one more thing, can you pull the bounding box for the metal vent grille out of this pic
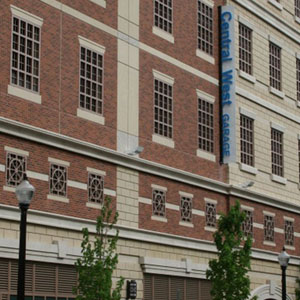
[0,260,9,290]
[154,275,169,300]
[35,263,56,293]
[200,280,212,300]
[144,274,211,300]
[186,279,199,300]
[170,277,184,300]
[58,265,77,294]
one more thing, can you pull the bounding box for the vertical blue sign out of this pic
[221,5,236,164]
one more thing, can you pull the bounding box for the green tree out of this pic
[74,196,124,300]
[206,200,254,300]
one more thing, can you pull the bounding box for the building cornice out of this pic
[1,117,300,214]
[232,0,300,45]
[1,203,299,265]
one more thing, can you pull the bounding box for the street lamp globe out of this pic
[278,247,290,268]
[15,174,35,206]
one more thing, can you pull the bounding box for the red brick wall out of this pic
[0,0,117,149]
[139,0,222,77]
[0,133,117,220]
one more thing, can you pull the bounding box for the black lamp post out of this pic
[278,247,290,300]
[15,174,35,300]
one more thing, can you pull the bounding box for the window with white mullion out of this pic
[154,79,173,139]
[197,1,213,55]
[297,58,300,102]
[198,98,214,153]
[11,17,40,92]
[271,128,283,177]
[79,47,103,115]
[239,23,252,75]
[269,42,281,90]
[154,0,173,34]
[296,0,300,17]
[240,115,254,166]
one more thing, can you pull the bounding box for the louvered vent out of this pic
[0,260,9,290]
[200,280,212,300]
[154,275,169,300]
[143,274,152,300]
[186,278,199,300]
[1,294,8,300]
[170,277,184,300]
[25,262,33,293]
[58,265,77,294]
[10,261,18,291]
[35,263,56,293]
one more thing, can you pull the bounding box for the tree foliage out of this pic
[74,196,124,300]
[206,200,254,300]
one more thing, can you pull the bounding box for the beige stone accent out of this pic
[116,167,139,227]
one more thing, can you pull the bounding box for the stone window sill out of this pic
[263,241,276,247]
[268,0,283,10]
[196,49,215,64]
[205,226,216,232]
[151,215,167,222]
[271,174,287,185]
[197,149,216,162]
[89,0,106,8]
[179,221,194,228]
[8,84,41,104]
[152,134,175,148]
[269,86,285,99]
[77,108,105,125]
[238,70,256,84]
[240,163,258,175]
[86,202,102,209]
[47,194,69,203]
[152,26,174,43]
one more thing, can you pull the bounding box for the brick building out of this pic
[0,0,299,299]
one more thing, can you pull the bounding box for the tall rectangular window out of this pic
[240,115,254,166]
[180,196,192,223]
[198,98,214,153]
[152,189,166,217]
[79,47,103,114]
[284,220,294,246]
[239,23,252,75]
[205,202,216,228]
[269,42,281,90]
[11,17,40,92]
[6,152,26,187]
[242,209,253,237]
[154,0,172,34]
[297,58,300,102]
[296,0,300,18]
[50,164,67,197]
[197,1,213,55]
[88,173,104,204]
[154,79,173,139]
[271,128,283,177]
[264,214,274,242]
